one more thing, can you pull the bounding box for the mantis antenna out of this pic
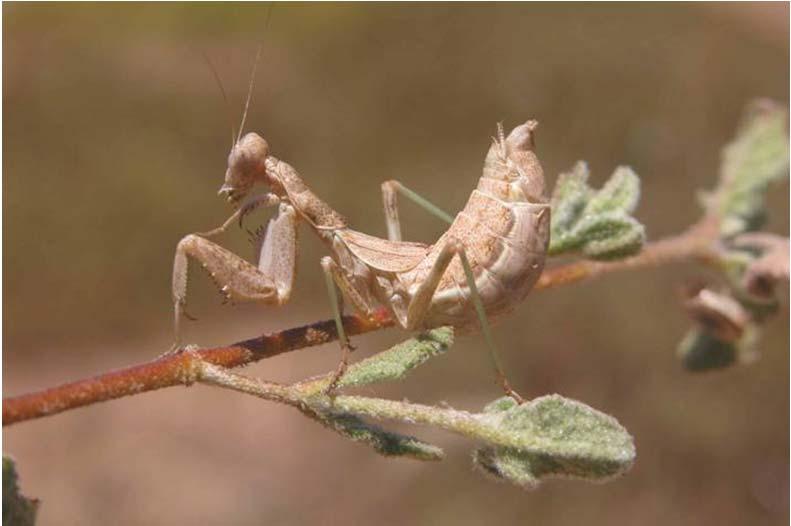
[236,3,274,143]
[201,51,237,149]
[236,44,263,144]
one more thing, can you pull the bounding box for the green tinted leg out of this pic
[321,258,353,396]
[390,183,524,403]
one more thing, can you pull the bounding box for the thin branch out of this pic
[198,361,497,442]
[3,309,394,426]
[2,218,726,427]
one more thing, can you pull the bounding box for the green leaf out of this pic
[549,164,645,259]
[677,325,759,372]
[584,166,641,216]
[709,100,789,237]
[307,327,453,391]
[3,456,39,526]
[472,395,636,489]
[677,329,737,371]
[550,161,591,233]
[291,330,453,460]
[574,213,646,260]
[308,409,444,461]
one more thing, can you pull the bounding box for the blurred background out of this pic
[4,3,789,525]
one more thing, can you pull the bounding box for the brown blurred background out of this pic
[4,3,789,525]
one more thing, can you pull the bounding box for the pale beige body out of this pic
[171,121,549,394]
[331,129,550,332]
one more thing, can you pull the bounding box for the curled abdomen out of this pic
[415,197,550,330]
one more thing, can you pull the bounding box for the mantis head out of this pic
[218,132,270,206]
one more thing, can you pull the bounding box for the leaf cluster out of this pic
[198,329,636,490]
[679,101,788,371]
[549,162,645,259]
[704,100,789,237]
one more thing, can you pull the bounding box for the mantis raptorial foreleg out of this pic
[381,182,525,402]
[197,192,280,238]
[171,203,298,347]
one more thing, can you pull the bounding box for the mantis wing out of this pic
[338,229,429,273]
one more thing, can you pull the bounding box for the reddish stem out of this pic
[3,309,394,426]
[3,221,723,427]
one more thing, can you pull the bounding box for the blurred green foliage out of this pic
[3,456,39,526]
[705,101,790,236]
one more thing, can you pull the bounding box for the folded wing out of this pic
[338,230,430,272]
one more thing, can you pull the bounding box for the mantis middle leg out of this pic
[320,254,382,394]
[381,180,454,242]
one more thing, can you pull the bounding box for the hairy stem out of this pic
[199,362,498,444]
[3,218,723,427]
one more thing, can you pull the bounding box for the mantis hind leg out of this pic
[455,248,525,404]
[384,182,525,403]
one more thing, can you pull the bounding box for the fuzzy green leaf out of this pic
[709,100,789,237]
[576,213,646,260]
[3,456,39,526]
[201,334,636,488]
[472,395,635,489]
[550,161,591,233]
[304,327,454,393]
[584,166,641,216]
[308,410,444,461]
[547,229,586,255]
[549,164,645,259]
[293,329,452,460]
[338,327,453,388]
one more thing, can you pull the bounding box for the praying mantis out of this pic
[171,69,550,401]
[171,118,550,402]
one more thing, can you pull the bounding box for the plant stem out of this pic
[198,362,497,445]
[3,309,393,426]
[536,215,721,290]
[3,218,725,427]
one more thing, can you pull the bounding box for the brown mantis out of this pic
[172,98,550,401]
[171,120,550,401]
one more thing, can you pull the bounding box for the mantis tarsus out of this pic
[172,119,550,402]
